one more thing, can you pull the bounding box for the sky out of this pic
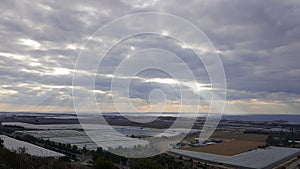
[0,0,299,115]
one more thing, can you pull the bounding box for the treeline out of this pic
[266,132,300,147]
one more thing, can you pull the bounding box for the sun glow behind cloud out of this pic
[19,39,41,49]
[144,78,212,92]
[52,68,71,75]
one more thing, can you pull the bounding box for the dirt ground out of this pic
[183,140,266,156]
[182,130,268,156]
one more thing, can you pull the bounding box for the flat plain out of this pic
[182,130,268,155]
[183,140,266,156]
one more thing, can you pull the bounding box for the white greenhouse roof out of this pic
[170,146,300,169]
[0,135,65,158]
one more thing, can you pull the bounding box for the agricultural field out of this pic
[184,130,268,143]
[183,140,266,156]
[0,135,65,157]
[3,122,199,150]
[182,130,268,156]
[210,130,268,142]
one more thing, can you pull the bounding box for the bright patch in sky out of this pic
[19,39,41,49]
[145,78,177,84]
[161,30,169,36]
[65,44,78,50]
[0,52,26,60]
[52,68,71,75]
[144,78,211,92]
[181,45,188,49]
[182,82,212,92]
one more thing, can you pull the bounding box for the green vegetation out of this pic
[94,157,117,169]
[130,158,164,169]
[267,132,300,147]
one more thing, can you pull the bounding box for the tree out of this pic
[0,138,3,148]
[82,145,87,154]
[94,157,116,169]
[72,145,78,153]
[130,159,164,169]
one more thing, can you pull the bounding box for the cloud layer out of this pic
[0,0,299,114]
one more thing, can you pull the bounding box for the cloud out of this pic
[0,0,299,114]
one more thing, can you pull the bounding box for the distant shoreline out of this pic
[0,112,300,124]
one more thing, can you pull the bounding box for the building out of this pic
[170,146,300,169]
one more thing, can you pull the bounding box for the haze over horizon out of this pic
[0,0,299,115]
